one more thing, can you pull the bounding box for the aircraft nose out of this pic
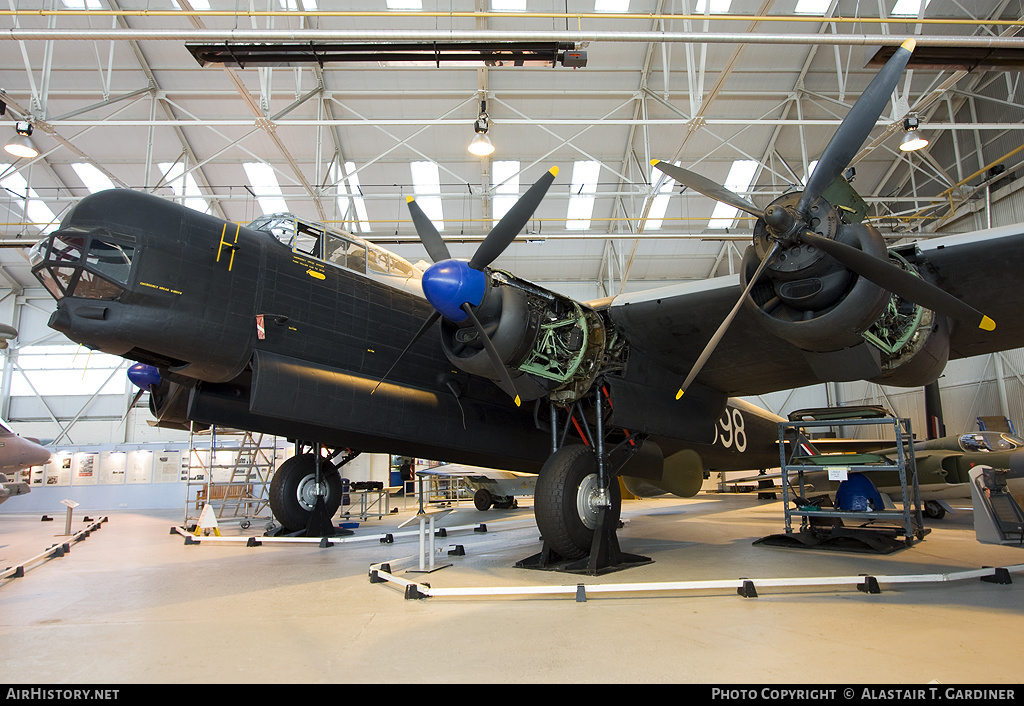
[421,259,486,322]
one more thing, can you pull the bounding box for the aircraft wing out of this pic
[603,223,1024,398]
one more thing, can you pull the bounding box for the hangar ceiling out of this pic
[0,0,1022,304]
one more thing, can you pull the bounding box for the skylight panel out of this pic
[387,0,422,9]
[566,160,601,230]
[492,161,521,225]
[243,162,291,215]
[646,162,678,231]
[0,168,60,233]
[804,160,818,185]
[492,0,527,10]
[71,163,115,193]
[410,161,444,230]
[338,161,371,233]
[891,0,930,16]
[171,0,210,9]
[61,0,102,9]
[794,0,830,14]
[707,160,757,229]
[278,0,318,9]
[595,0,630,11]
[159,162,211,214]
[694,0,732,13]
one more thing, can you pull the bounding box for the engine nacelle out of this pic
[439,271,613,404]
[741,220,891,353]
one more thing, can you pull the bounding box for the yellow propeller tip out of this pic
[406,195,414,203]
[901,38,916,53]
[981,315,996,331]
[650,159,661,166]
[675,389,684,400]
[548,166,559,177]
[514,396,521,407]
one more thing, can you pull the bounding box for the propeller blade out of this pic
[371,310,442,395]
[678,241,781,399]
[406,196,452,263]
[119,387,147,427]
[651,160,765,219]
[469,166,559,271]
[461,302,521,407]
[798,38,917,214]
[801,231,995,331]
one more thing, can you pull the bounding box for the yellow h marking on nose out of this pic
[216,223,241,271]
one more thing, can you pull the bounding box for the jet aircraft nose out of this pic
[421,259,486,322]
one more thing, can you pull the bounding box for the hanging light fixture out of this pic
[4,121,38,159]
[899,114,929,152]
[468,99,495,157]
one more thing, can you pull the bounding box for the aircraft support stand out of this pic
[518,385,651,575]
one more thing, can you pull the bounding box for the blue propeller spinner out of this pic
[373,167,559,407]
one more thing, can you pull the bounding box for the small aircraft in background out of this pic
[0,419,50,505]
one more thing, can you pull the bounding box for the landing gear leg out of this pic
[518,385,651,575]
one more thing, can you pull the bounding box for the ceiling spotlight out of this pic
[899,115,929,152]
[4,121,38,159]
[468,100,495,157]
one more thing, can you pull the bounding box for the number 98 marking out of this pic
[714,408,747,453]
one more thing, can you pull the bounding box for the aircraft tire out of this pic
[269,454,343,531]
[474,488,493,511]
[534,445,621,560]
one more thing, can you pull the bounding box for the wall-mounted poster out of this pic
[99,450,127,485]
[44,453,73,486]
[126,449,153,484]
[153,450,181,483]
[72,452,99,485]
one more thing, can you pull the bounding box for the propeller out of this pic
[373,166,560,406]
[652,37,994,400]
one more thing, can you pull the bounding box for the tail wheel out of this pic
[534,444,621,560]
[269,454,342,531]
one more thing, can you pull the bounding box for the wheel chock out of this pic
[404,583,429,600]
[447,545,465,556]
[435,527,447,537]
[474,524,487,533]
[858,576,881,594]
[737,579,758,598]
[380,533,394,544]
[246,537,262,547]
[981,567,1013,585]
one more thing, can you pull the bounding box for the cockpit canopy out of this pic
[957,432,1024,453]
[248,214,420,280]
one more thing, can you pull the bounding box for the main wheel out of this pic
[269,454,343,531]
[473,488,493,511]
[534,445,621,560]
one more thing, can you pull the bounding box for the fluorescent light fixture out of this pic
[566,161,601,230]
[492,161,521,224]
[61,0,102,8]
[646,162,679,230]
[386,0,422,9]
[492,0,527,10]
[159,162,211,214]
[595,0,630,11]
[72,163,116,193]
[0,167,60,233]
[243,162,291,214]
[411,161,444,230]
[707,160,757,229]
[338,161,371,233]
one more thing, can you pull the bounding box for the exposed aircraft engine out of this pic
[439,270,610,404]
[740,203,891,354]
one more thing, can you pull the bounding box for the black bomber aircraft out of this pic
[25,39,1024,569]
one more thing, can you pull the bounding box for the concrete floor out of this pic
[2,491,1023,685]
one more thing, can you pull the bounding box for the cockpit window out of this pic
[958,432,1024,453]
[29,231,134,301]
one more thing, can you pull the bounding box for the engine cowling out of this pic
[438,271,613,404]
